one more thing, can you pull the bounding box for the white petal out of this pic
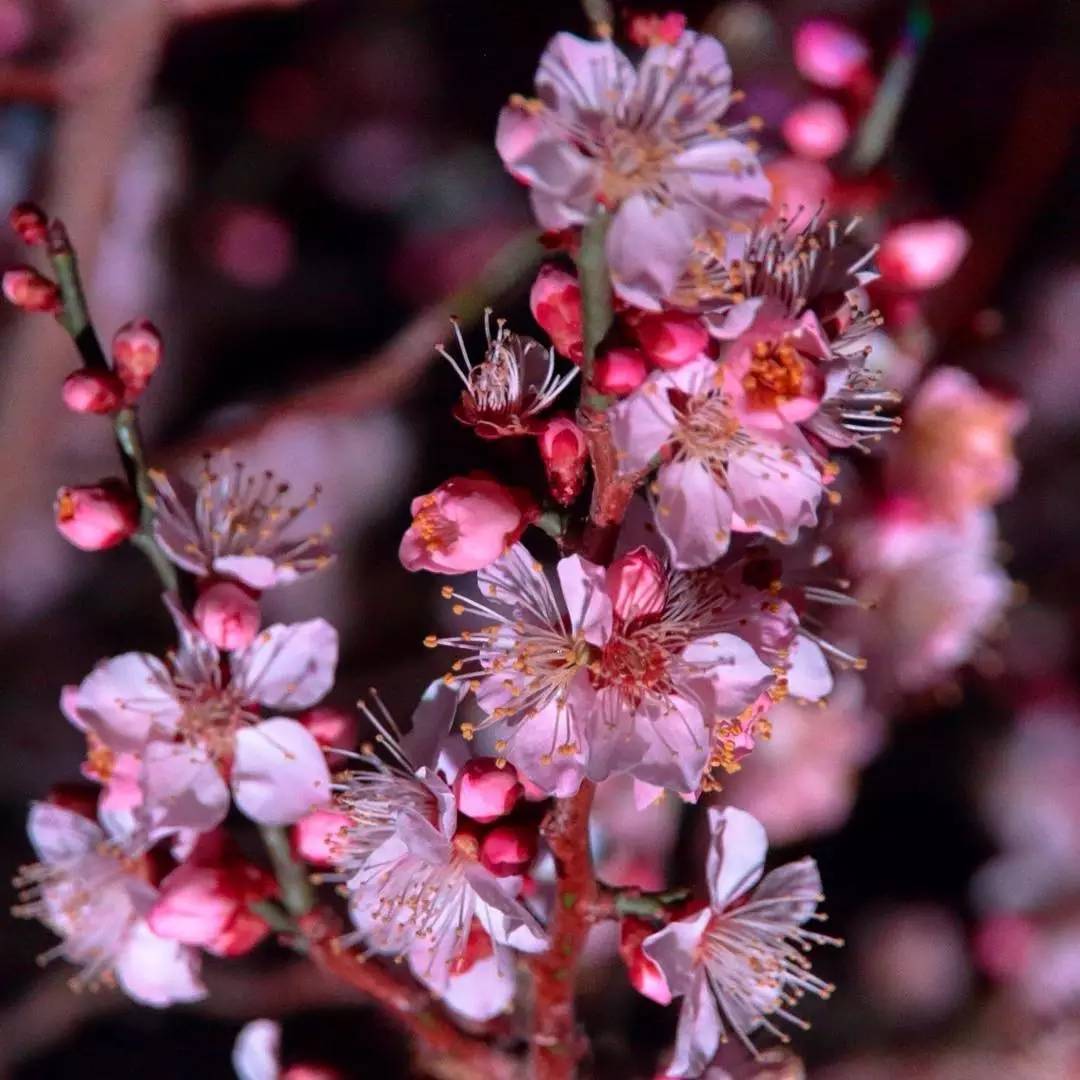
[74,653,181,752]
[705,806,768,910]
[232,1019,281,1080]
[114,921,206,1007]
[557,554,613,644]
[655,459,734,570]
[232,718,332,825]
[642,907,711,998]
[787,635,833,702]
[27,802,103,864]
[466,864,547,953]
[138,741,230,840]
[234,619,339,710]
[667,969,723,1078]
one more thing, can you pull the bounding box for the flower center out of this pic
[743,339,806,410]
[673,388,742,467]
[592,628,671,707]
[174,682,246,761]
[598,128,672,206]
[412,496,461,554]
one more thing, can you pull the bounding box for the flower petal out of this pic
[465,863,547,953]
[607,195,699,310]
[138,741,230,840]
[654,458,734,570]
[27,802,103,863]
[641,907,711,998]
[232,1019,281,1080]
[667,968,723,1078]
[74,652,181,752]
[557,554,613,644]
[232,718,332,825]
[234,619,339,710]
[114,921,206,1008]
[705,805,768,909]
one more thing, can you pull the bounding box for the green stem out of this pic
[259,823,315,917]
[611,886,691,921]
[575,211,613,397]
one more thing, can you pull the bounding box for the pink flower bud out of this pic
[299,706,357,763]
[454,757,523,823]
[619,916,672,1004]
[282,1067,343,1080]
[193,579,261,651]
[878,219,971,291]
[111,318,163,401]
[3,266,59,312]
[9,201,48,246]
[400,473,535,574]
[292,808,350,867]
[626,12,687,47]
[606,546,667,623]
[479,822,538,877]
[61,369,124,415]
[537,417,588,506]
[530,264,583,363]
[793,19,871,90]
[594,347,648,396]
[632,311,708,370]
[54,481,139,551]
[782,99,850,160]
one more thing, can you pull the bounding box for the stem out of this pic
[259,824,315,917]
[529,782,597,1080]
[575,211,613,398]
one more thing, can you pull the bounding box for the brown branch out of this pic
[0,64,61,106]
[528,781,597,1080]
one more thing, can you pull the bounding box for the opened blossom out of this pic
[642,807,838,1076]
[64,597,336,829]
[14,802,205,1006]
[496,29,769,305]
[400,473,534,574]
[433,543,775,796]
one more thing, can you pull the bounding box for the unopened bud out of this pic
[530,264,583,363]
[54,481,139,551]
[793,19,871,90]
[3,266,59,313]
[112,319,163,401]
[537,416,588,507]
[594,347,648,395]
[61,369,124,415]
[781,99,850,161]
[607,546,667,623]
[193,579,261,651]
[9,202,48,246]
[878,219,971,292]
[632,311,708,370]
[454,757,523,823]
[626,11,686,47]
[292,808,350,868]
[479,822,538,877]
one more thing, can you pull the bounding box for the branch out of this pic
[0,64,61,106]
[259,824,315,917]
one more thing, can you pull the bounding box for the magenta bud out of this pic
[607,546,667,623]
[632,311,708,370]
[112,318,163,401]
[537,416,588,507]
[292,808,350,868]
[594,347,648,396]
[9,202,48,246]
[3,266,59,313]
[479,822,538,877]
[454,757,523,823]
[54,481,138,551]
[61,369,124,415]
[193,580,261,651]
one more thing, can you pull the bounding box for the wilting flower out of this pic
[888,366,1026,519]
[65,597,336,829]
[441,310,578,438]
[609,358,825,568]
[433,543,775,796]
[324,681,545,1018]
[400,473,535,574]
[642,807,838,1076]
[13,802,205,1006]
[149,455,332,590]
[496,29,769,300]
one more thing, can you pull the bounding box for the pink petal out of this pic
[607,195,698,310]
[74,652,181,752]
[27,802,103,863]
[234,619,339,710]
[401,678,462,772]
[727,440,821,543]
[787,635,833,701]
[635,31,732,128]
[536,32,636,117]
[232,718,332,825]
[439,948,516,1022]
[681,633,774,716]
[654,459,734,569]
[138,741,230,840]
[465,863,547,953]
[557,554,613,644]
[398,801,453,864]
[667,968,723,1078]
[211,554,279,590]
[114,921,206,1007]
[608,373,681,474]
[641,907,711,998]
[705,805,767,909]
[674,140,771,225]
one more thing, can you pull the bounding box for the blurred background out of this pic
[0,0,1077,1076]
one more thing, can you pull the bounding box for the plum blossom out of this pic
[13,802,205,1007]
[64,598,336,829]
[433,543,775,796]
[149,455,332,590]
[642,807,838,1076]
[324,681,545,1019]
[496,30,769,299]
[440,310,578,438]
[609,358,825,568]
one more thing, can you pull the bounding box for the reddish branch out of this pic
[302,911,519,1080]
[0,64,60,106]
[528,782,598,1080]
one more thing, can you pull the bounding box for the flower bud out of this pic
[61,369,124,415]
[537,417,588,506]
[479,822,538,877]
[607,546,667,623]
[111,319,163,401]
[193,579,261,651]
[781,99,850,160]
[299,706,357,763]
[46,782,99,821]
[9,201,48,246]
[619,916,672,1004]
[282,1067,343,1080]
[3,266,59,313]
[632,311,708,370]
[530,264,583,363]
[400,473,535,574]
[594,347,648,396]
[878,219,970,291]
[793,19,871,90]
[54,481,138,551]
[626,12,687,47]
[292,808,350,867]
[454,757,523,823]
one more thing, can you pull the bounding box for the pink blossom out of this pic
[65,598,337,828]
[193,579,261,651]
[434,543,774,796]
[149,455,332,589]
[877,219,970,291]
[538,416,589,505]
[781,99,850,161]
[480,822,539,877]
[14,802,205,1006]
[292,808,350,867]
[626,13,687,48]
[609,359,825,567]
[595,347,649,395]
[889,366,1026,518]
[61,369,124,415]
[793,20,871,90]
[642,807,837,1076]
[454,757,523,823]
[530,264,583,362]
[54,481,139,551]
[400,473,534,574]
[497,30,769,302]
[633,311,710,370]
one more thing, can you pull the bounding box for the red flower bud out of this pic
[112,318,163,402]
[594,347,648,396]
[479,822,538,877]
[607,546,667,623]
[626,12,687,47]
[3,266,59,313]
[292,808,350,867]
[61,369,125,415]
[530,265,583,363]
[193,579,261,651]
[454,758,523,823]
[878,219,970,292]
[632,311,708,370]
[9,202,49,246]
[537,417,588,507]
[54,481,139,551]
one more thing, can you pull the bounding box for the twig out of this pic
[259,824,315,917]
[0,64,61,106]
